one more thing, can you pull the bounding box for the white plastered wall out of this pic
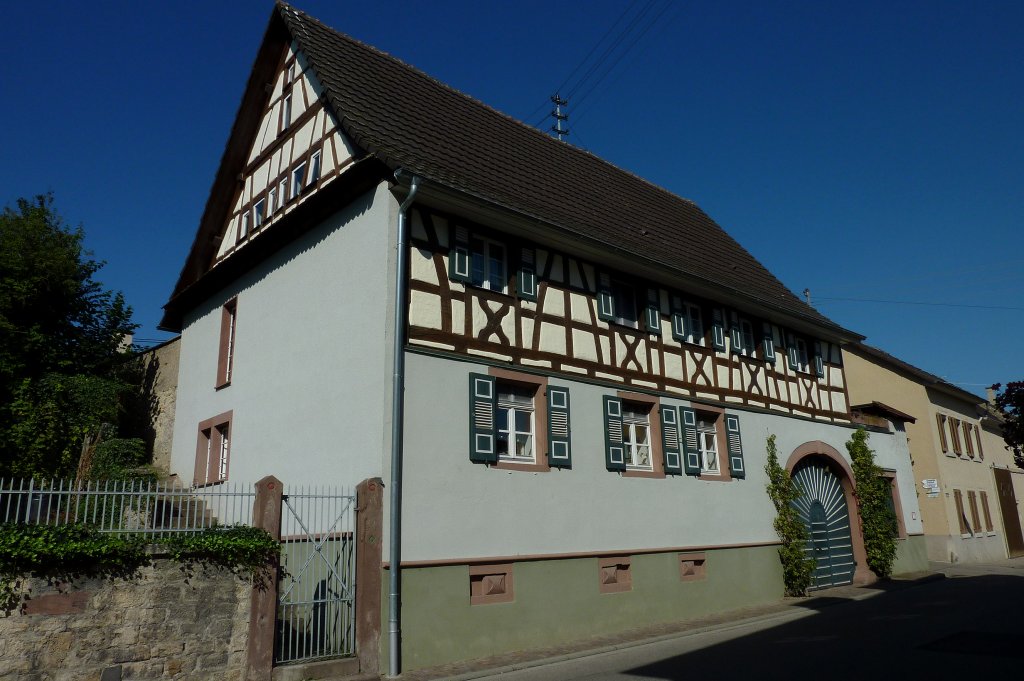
[170,182,396,490]
[398,351,921,562]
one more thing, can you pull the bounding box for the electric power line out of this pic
[814,296,1024,311]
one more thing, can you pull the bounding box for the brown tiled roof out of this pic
[272,3,855,336]
[163,3,858,336]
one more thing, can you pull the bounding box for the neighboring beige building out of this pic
[137,336,180,474]
[844,343,1024,563]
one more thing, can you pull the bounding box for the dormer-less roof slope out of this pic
[163,2,859,339]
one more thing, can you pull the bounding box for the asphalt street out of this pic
[463,561,1024,681]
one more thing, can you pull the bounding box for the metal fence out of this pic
[275,485,357,664]
[0,478,256,536]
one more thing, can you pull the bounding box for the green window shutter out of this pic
[670,295,687,341]
[762,322,776,364]
[785,332,798,371]
[517,247,538,301]
[660,405,682,475]
[603,396,626,471]
[813,341,825,378]
[680,406,701,476]
[547,386,571,468]
[711,308,726,352]
[468,373,497,463]
[597,273,615,322]
[728,310,742,354]
[448,225,471,283]
[725,414,746,479]
[644,288,661,334]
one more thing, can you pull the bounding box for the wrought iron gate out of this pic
[275,486,357,664]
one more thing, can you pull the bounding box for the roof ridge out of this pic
[277,3,710,211]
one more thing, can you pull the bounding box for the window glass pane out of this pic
[515,409,530,432]
[515,434,532,458]
[470,239,486,286]
[497,406,509,432]
[496,432,509,456]
[635,445,650,468]
[613,284,637,325]
[310,152,322,184]
[488,243,505,291]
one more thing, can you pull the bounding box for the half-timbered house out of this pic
[161,3,926,674]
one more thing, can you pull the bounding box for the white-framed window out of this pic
[287,62,295,85]
[309,150,322,186]
[253,198,266,229]
[469,236,507,293]
[267,187,277,216]
[684,303,704,345]
[612,281,638,328]
[292,162,307,198]
[795,338,810,373]
[240,211,251,239]
[194,411,232,486]
[622,402,652,471]
[740,319,756,356]
[496,383,535,463]
[283,93,293,129]
[697,416,719,474]
[280,178,289,205]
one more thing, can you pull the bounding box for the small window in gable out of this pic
[280,178,289,205]
[239,211,251,241]
[282,92,293,130]
[740,319,756,356]
[309,150,322,185]
[253,199,266,229]
[292,162,307,199]
[794,338,810,373]
[267,187,277,217]
[611,282,638,328]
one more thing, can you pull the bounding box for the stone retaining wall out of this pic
[0,558,250,681]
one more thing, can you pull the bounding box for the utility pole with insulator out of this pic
[550,94,569,141]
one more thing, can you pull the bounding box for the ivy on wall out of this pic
[0,523,278,615]
[764,434,815,596]
[847,428,899,578]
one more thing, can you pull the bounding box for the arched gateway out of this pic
[787,441,870,590]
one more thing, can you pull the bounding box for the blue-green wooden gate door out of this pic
[792,461,855,589]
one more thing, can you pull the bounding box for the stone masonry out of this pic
[0,557,250,681]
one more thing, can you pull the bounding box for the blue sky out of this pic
[2,1,1020,395]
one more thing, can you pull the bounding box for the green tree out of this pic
[764,434,815,596]
[847,428,898,578]
[0,195,137,478]
[991,382,1024,469]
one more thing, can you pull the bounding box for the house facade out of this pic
[161,3,927,673]
[844,343,1024,563]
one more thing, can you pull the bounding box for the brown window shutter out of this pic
[216,299,237,388]
[980,491,994,532]
[949,418,962,455]
[953,489,968,534]
[935,414,948,453]
[963,423,974,457]
[974,426,984,460]
[967,491,981,534]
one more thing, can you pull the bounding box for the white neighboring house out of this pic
[160,3,927,673]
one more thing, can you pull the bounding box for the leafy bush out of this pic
[764,434,815,596]
[0,523,278,614]
[89,438,155,481]
[848,428,898,578]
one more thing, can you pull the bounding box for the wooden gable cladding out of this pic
[214,42,356,264]
[406,206,850,422]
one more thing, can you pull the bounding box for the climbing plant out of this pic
[764,434,815,596]
[0,523,279,615]
[847,428,898,578]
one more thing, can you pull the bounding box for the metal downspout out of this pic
[388,170,419,677]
